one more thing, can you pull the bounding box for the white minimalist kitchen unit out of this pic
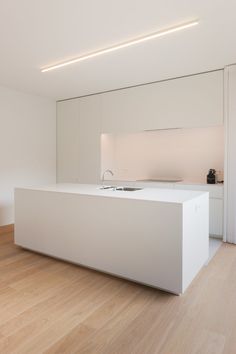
[56,69,224,240]
[56,69,224,185]
[15,184,209,295]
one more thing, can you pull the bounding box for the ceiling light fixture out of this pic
[41,19,199,73]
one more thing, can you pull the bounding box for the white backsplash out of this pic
[101,126,224,183]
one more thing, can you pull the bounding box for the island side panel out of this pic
[15,188,183,294]
[182,193,209,292]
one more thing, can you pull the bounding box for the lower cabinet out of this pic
[209,198,223,237]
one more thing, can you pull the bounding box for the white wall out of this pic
[0,86,56,226]
[101,126,224,183]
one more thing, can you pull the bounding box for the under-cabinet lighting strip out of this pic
[41,19,199,73]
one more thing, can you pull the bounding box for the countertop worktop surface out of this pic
[16,183,208,204]
[106,179,224,188]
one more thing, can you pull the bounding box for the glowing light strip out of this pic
[41,20,199,73]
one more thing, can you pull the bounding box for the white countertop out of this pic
[16,183,208,204]
[106,179,224,188]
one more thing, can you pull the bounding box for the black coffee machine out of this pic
[207,169,216,184]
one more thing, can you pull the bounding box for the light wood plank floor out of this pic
[0,232,236,354]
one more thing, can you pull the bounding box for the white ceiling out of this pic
[0,0,235,100]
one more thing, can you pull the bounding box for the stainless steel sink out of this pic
[114,187,143,192]
[99,186,142,192]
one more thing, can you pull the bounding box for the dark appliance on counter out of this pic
[207,169,216,184]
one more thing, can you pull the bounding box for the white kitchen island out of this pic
[15,184,209,295]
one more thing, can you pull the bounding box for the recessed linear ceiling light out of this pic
[41,19,199,73]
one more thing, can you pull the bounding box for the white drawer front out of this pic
[209,199,223,236]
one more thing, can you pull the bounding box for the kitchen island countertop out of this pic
[16,183,208,204]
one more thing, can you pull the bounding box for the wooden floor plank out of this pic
[45,283,143,354]
[0,233,235,354]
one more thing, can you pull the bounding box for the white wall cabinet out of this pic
[101,88,144,133]
[57,96,102,184]
[101,70,223,133]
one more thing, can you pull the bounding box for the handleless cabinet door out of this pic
[57,100,79,183]
[77,95,102,183]
[101,70,223,133]
[224,65,236,243]
[57,96,102,184]
[101,87,143,133]
[142,70,223,130]
[209,198,223,236]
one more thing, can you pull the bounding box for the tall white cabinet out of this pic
[57,99,79,183]
[77,95,101,183]
[57,96,102,184]
[224,65,236,243]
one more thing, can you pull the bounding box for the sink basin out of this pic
[99,186,142,192]
[115,187,143,192]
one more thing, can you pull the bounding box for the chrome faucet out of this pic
[101,169,114,189]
